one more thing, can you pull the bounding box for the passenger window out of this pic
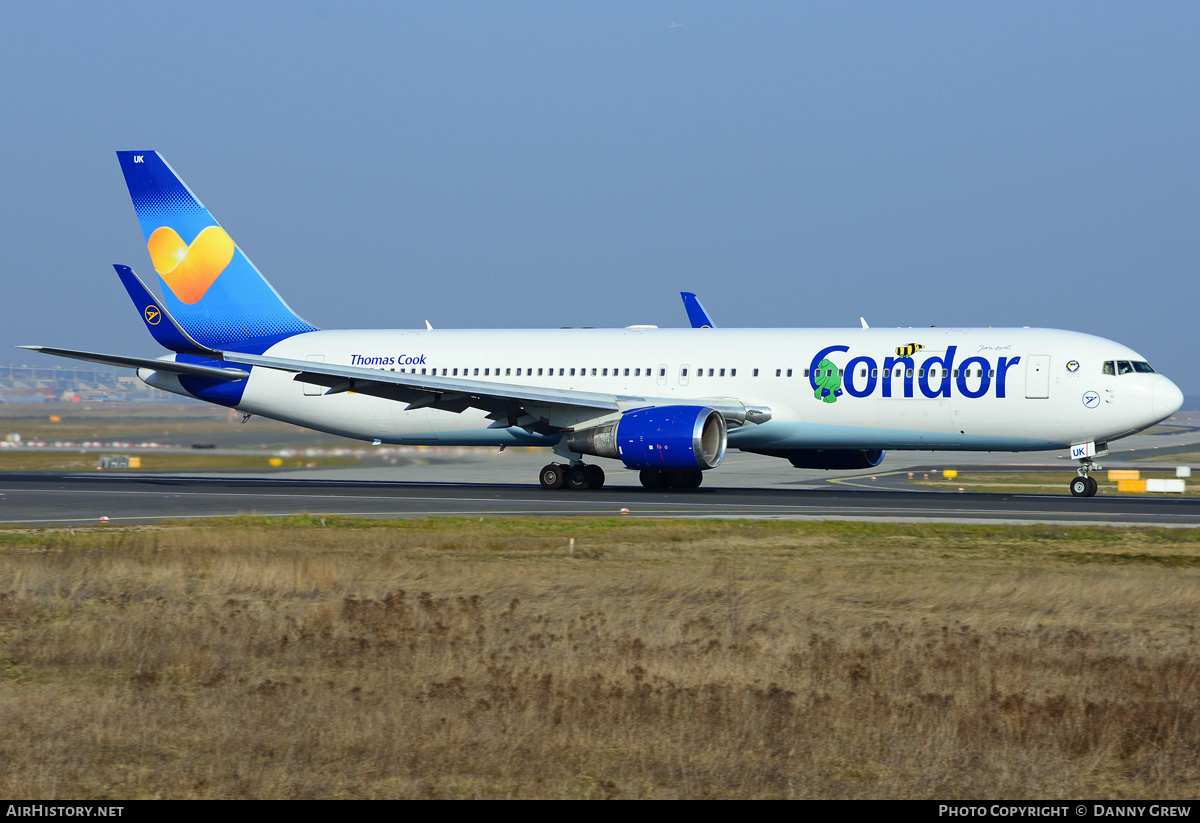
[559,368,564,376]
[659,368,666,377]
[731,368,736,377]
[624,368,630,376]
[861,369,867,377]
[682,368,688,377]
[602,368,608,376]
[570,368,575,376]
[871,369,878,378]
[720,368,725,377]
[589,368,595,376]
[906,369,913,378]
[838,369,843,378]
[803,369,809,377]
[635,368,641,377]
[421,368,427,375]
[452,368,458,376]
[753,368,759,377]
[776,369,781,377]
[484,368,489,376]
[473,368,479,376]
[538,368,543,376]
[516,368,522,376]
[988,369,994,377]
[918,369,924,378]
[787,369,793,378]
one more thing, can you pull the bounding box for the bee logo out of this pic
[895,343,924,357]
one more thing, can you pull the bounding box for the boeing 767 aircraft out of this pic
[21,152,1184,497]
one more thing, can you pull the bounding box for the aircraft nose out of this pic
[1153,376,1184,421]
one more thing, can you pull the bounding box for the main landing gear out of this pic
[537,464,705,491]
[1070,457,1100,497]
[539,462,605,491]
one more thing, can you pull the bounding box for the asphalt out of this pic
[3,412,1198,527]
[2,471,1200,527]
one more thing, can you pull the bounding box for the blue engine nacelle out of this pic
[747,448,886,470]
[565,405,728,471]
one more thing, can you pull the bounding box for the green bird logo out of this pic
[813,358,842,403]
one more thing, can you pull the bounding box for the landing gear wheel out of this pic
[1070,476,1090,497]
[681,470,704,489]
[566,465,593,491]
[1085,476,1098,497]
[540,464,566,490]
[639,469,666,489]
[585,464,605,490]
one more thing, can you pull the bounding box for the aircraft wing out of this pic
[16,346,249,381]
[220,351,762,431]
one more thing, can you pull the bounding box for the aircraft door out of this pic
[303,355,325,396]
[1025,355,1051,399]
[392,406,439,442]
[678,364,690,386]
[657,364,668,387]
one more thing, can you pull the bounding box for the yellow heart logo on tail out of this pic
[147,225,236,304]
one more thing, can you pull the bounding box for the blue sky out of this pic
[3,2,1198,389]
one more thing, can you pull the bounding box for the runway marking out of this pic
[827,470,925,491]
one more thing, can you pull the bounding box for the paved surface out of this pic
[3,412,1198,527]
[3,471,1200,527]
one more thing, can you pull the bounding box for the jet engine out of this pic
[565,406,727,471]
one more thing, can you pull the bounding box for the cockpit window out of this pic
[1133,361,1156,373]
[1117,361,1134,375]
[1102,361,1115,375]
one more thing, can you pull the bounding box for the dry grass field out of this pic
[1,517,1198,799]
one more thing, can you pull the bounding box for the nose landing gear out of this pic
[1070,457,1100,497]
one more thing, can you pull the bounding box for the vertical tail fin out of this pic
[116,151,317,349]
[680,292,717,329]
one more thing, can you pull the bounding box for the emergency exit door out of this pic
[1025,355,1050,399]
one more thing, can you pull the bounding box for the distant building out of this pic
[0,363,182,402]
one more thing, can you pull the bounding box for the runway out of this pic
[2,471,1199,526]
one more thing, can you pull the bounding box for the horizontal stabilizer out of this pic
[17,346,248,381]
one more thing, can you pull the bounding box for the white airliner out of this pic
[22,152,1184,497]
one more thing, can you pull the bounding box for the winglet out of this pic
[860,317,869,329]
[114,264,221,356]
[681,292,716,329]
